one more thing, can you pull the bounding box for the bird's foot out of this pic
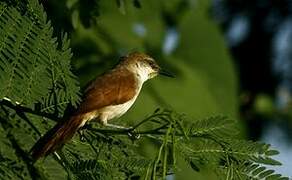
[127,131,141,140]
[105,123,140,140]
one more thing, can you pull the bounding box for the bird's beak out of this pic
[159,69,175,78]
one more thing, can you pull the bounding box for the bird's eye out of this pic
[148,61,154,66]
[146,60,155,67]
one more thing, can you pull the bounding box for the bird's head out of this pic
[120,52,174,82]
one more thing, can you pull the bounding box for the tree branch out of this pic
[0,99,60,122]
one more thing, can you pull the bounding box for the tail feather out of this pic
[31,115,84,160]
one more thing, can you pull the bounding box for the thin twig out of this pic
[0,99,61,122]
[130,112,169,130]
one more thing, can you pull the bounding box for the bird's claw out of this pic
[127,130,141,140]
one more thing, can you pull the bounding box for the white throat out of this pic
[128,65,150,83]
[136,68,150,82]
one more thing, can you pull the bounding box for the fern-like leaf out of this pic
[186,115,237,138]
[0,1,80,112]
[231,162,289,180]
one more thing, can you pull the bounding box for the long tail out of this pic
[31,114,85,160]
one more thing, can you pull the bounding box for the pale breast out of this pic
[95,81,142,125]
[99,97,136,120]
[81,97,138,126]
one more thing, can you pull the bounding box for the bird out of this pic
[30,52,173,160]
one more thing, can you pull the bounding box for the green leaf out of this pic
[189,160,200,172]
[265,150,280,156]
[186,115,237,138]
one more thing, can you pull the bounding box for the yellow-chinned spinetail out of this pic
[31,52,174,160]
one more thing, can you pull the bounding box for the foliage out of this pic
[0,0,289,179]
[0,0,80,112]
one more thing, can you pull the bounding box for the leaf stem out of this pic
[0,99,61,122]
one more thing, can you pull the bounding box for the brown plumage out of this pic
[30,52,165,160]
[77,68,138,114]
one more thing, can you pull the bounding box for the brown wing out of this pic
[76,68,138,114]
